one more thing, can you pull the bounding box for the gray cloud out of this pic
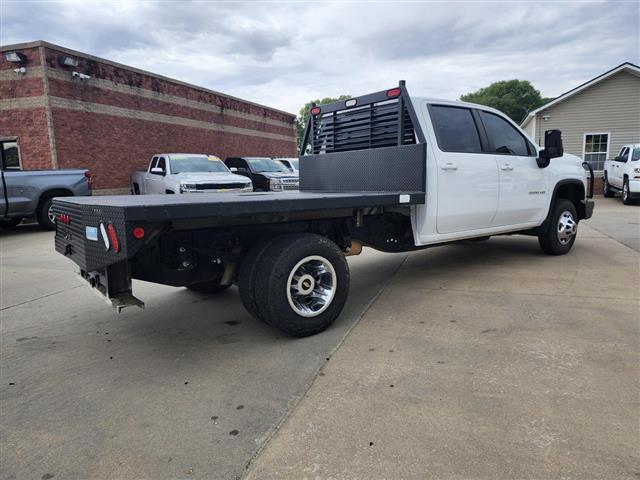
[1,0,637,114]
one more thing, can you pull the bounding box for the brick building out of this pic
[0,41,297,194]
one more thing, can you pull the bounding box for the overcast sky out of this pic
[1,1,638,114]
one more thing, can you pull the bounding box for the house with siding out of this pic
[521,62,640,173]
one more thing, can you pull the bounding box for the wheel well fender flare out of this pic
[542,180,586,226]
[38,188,73,205]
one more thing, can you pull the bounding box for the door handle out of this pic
[441,163,458,171]
[501,164,514,171]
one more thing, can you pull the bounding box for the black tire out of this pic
[602,174,614,197]
[253,233,349,337]
[538,199,578,255]
[0,217,22,228]
[622,178,635,205]
[186,281,231,294]
[37,198,56,230]
[238,237,278,323]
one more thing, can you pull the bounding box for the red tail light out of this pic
[106,223,120,253]
[84,171,93,190]
[310,106,321,116]
[132,227,145,239]
[387,88,401,98]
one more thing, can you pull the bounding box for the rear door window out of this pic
[429,105,482,153]
[480,111,530,156]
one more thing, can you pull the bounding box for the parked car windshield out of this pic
[170,155,230,174]
[246,157,290,173]
[632,147,640,161]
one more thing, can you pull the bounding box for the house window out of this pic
[583,133,609,171]
[0,140,22,170]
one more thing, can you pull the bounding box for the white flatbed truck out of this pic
[52,82,594,337]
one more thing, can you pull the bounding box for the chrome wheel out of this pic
[623,182,629,202]
[286,255,336,317]
[48,205,56,225]
[557,210,577,245]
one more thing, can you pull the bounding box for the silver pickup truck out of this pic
[1,149,92,230]
[131,153,252,194]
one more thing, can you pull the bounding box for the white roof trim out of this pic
[520,62,640,126]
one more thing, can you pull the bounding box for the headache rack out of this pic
[299,81,427,193]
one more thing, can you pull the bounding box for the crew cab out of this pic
[224,157,299,191]
[0,144,92,230]
[131,153,252,194]
[603,144,640,204]
[52,82,594,338]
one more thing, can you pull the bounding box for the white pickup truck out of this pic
[131,153,252,194]
[603,144,640,204]
[54,82,594,337]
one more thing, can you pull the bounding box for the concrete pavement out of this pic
[0,225,407,480]
[588,196,639,252]
[245,218,639,478]
[1,197,638,479]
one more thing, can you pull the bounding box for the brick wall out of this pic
[1,41,297,192]
[0,108,52,169]
[53,109,296,190]
[0,46,52,170]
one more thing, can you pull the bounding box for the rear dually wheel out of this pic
[252,233,349,337]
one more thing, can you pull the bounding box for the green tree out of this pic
[296,95,351,148]
[460,80,548,123]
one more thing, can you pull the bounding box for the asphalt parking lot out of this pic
[1,197,638,480]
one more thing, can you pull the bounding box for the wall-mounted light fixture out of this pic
[5,52,27,64]
[58,55,79,67]
[13,67,27,75]
[72,71,91,80]
[542,114,551,121]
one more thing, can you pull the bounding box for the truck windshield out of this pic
[170,155,229,174]
[246,158,290,173]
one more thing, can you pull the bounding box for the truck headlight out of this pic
[242,183,253,191]
[269,179,283,191]
[180,182,197,192]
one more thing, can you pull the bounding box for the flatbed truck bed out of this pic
[55,190,425,223]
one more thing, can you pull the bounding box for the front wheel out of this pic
[538,199,578,255]
[253,233,349,337]
[602,174,614,197]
